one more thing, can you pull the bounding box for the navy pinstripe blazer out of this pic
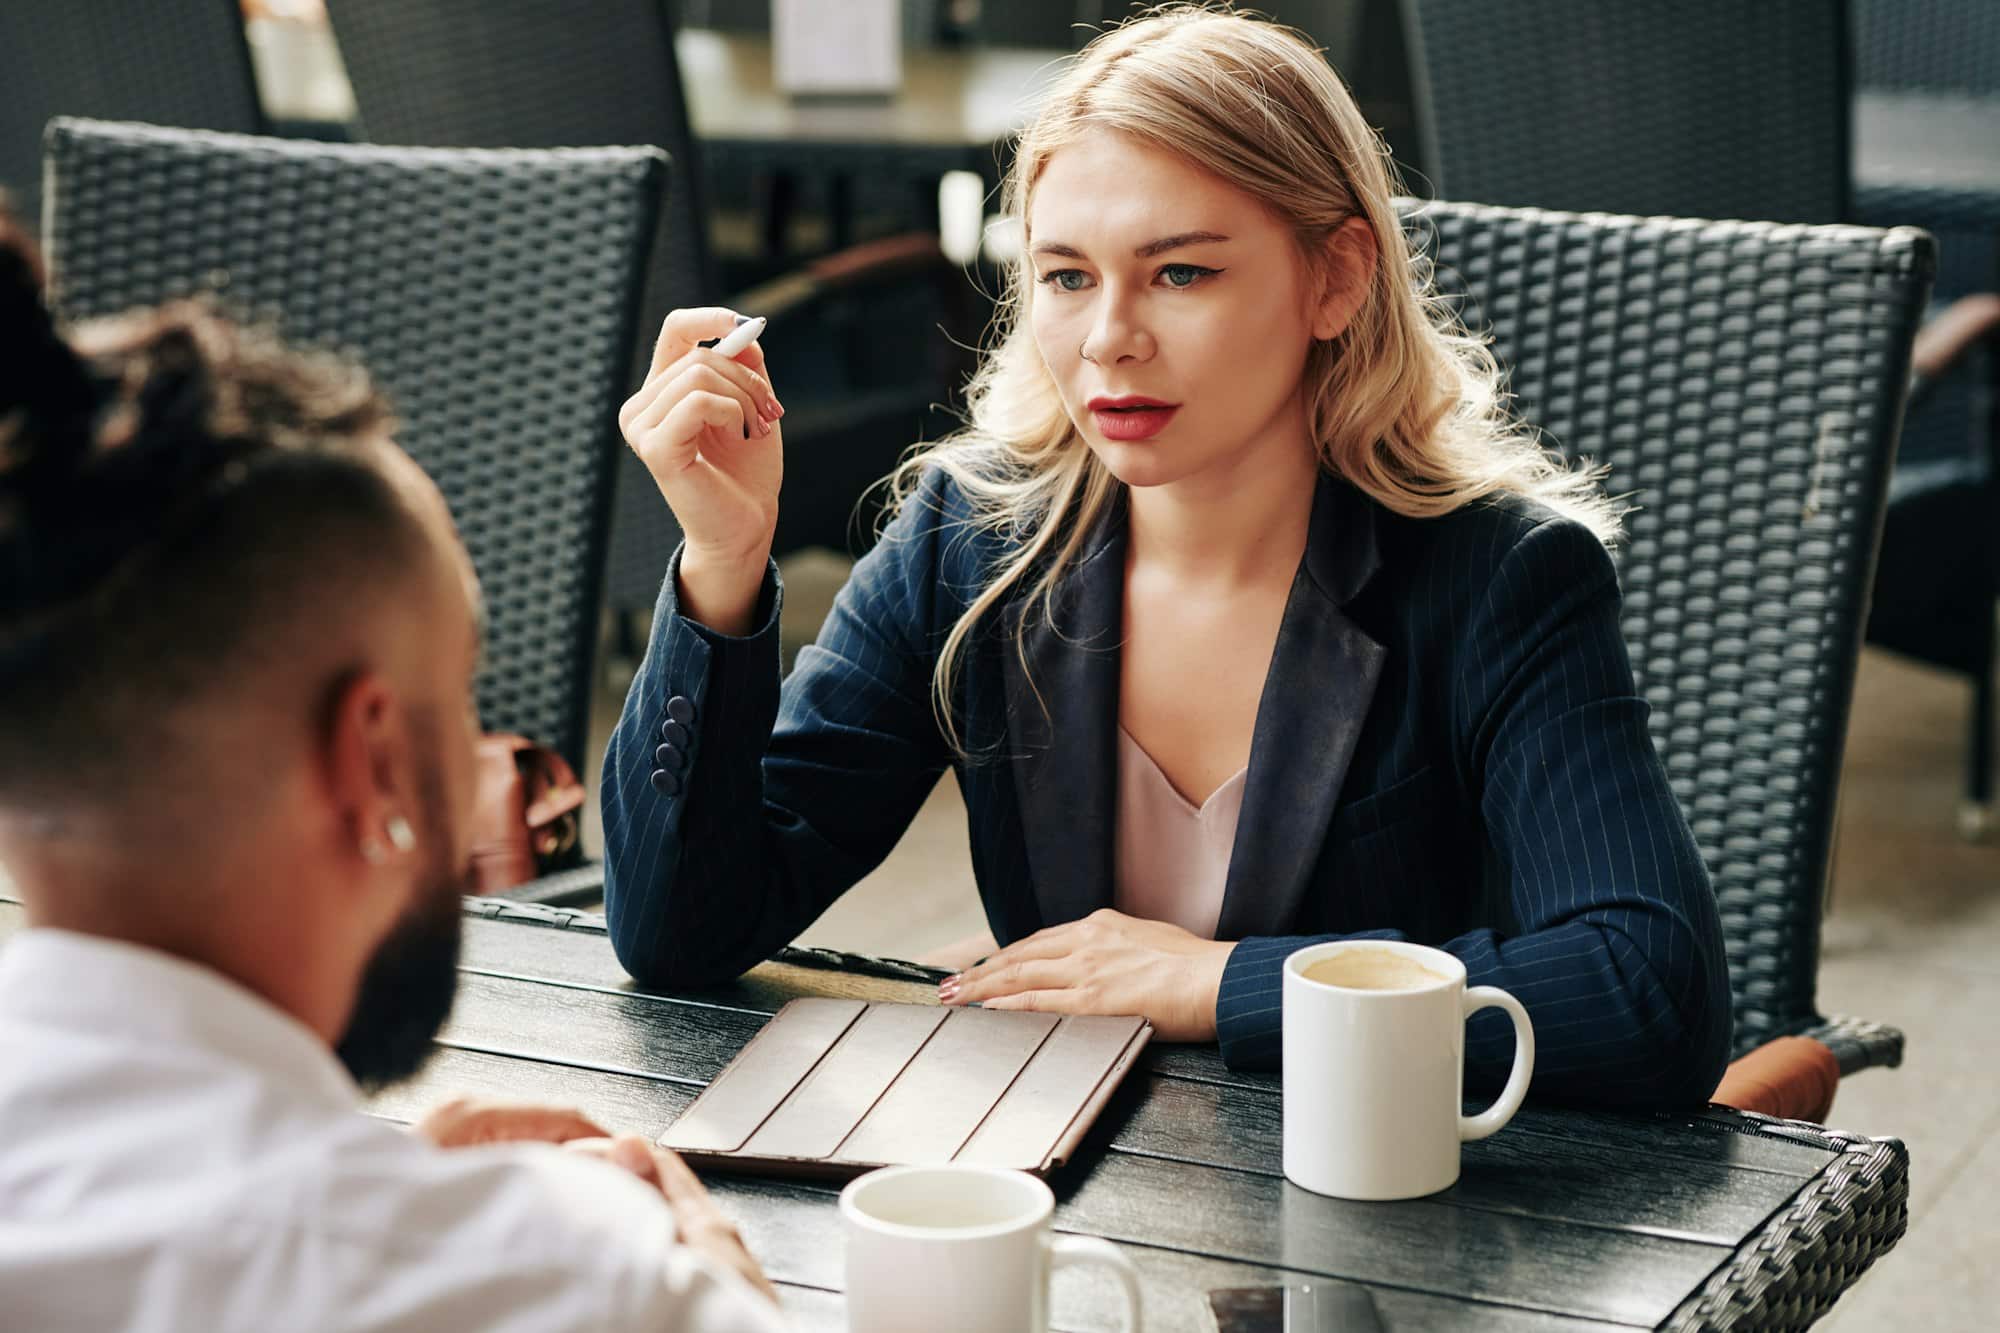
[603,468,1733,1107]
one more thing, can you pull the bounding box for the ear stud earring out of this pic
[386,816,416,853]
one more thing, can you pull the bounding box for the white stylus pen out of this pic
[712,314,766,359]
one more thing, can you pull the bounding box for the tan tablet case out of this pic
[657,999,1153,1179]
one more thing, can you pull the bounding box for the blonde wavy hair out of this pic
[888,4,1620,747]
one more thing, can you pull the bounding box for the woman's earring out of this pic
[386,816,417,854]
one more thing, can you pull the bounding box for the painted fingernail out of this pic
[766,397,783,419]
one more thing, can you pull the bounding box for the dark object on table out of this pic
[0,1,265,234]
[658,999,1150,1179]
[1402,199,1930,1080]
[1403,0,2000,834]
[323,0,980,610]
[40,120,663,784]
[1209,1282,1385,1332]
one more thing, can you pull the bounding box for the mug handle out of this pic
[1048,1234,1143,1331]
[1459,986,1535,1142]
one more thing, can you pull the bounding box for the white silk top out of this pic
[1113,727,1249,939]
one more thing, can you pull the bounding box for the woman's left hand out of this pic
[939,909,1235,1041]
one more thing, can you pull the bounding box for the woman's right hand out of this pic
[619,308,786,634]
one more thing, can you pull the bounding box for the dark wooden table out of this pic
[443,902,1912,1329]
[672,28,1069,251]
[675,29,1071,182]
[0,894,1908,1329]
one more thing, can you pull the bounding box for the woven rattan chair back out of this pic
[1404,199,1933,1063]
[1399,0,1849,225]
[0,2,263,232]
[1854,0,2000,95]
[324,0,711,315]
[322,0,716,625]
[42,120,666,772]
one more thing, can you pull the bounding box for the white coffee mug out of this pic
[1282,940,1534,1200]
[840,1164,1142,1333]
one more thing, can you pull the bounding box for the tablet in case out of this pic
[658,999,1153,1179]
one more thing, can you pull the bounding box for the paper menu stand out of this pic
[773,0,903,97]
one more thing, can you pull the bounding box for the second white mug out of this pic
[1282,939,1534,1200]
[840,1163,1141,1332]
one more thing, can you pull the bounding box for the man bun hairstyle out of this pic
[0,205,427,808]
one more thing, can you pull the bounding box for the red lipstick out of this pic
[1087,395,1179,441]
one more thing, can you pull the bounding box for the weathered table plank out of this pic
[457,911,1833,1172]
[370,1057,1631,1330]
[437,961,1813,1248]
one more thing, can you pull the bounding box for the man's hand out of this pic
[940,908,1236,1041]
[414,1097,608,1149]
[567,1136,780,1306]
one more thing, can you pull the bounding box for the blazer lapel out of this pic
[1004,498,1126,931]
[1215,477,1388,941]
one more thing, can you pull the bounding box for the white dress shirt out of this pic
[0,929,787,1333]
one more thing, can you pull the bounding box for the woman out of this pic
[602,7,1731,1105]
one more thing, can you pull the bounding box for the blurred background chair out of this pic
[1399,0,2000,836]
[1853,0,2000,97]
[1849,0,2000,834]
[1403,198,1933,1076]
[988,1,1420,159]
[680,0,942,44]
[1401,0,1849,221]
[324,0,980,656]
[0,3,265,233]
[42,119,664,783]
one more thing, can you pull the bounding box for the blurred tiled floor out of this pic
[590,554,1997,1329]
[1806,648,2000,1331]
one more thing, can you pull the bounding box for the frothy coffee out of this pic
[1301,947,1449,991]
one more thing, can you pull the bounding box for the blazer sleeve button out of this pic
[650,769,681,796]
[666,695,696,726]
[654,743,687,773]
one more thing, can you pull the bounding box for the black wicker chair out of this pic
[324,0,979,627]
[1401,0,2000,828]
[0,2,265,233]
[41,119,665,784]
[1402,198,1934,1073]
[1400,0,1850,224]
[1846,2,2000,840]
